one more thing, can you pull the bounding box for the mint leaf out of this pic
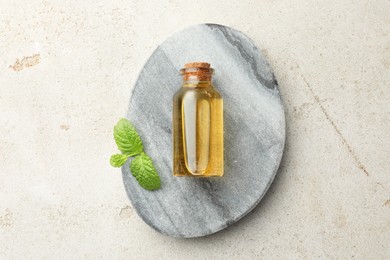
[110,154,130,167]
[130,153,161,190]
[114,118,143,156]
[111,118,161,191]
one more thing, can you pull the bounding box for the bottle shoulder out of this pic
[173,85,222,101]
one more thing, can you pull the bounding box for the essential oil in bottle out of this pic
[173,62,223,177]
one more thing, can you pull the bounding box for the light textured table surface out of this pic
[0,0,389,259]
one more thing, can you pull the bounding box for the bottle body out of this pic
[173,82,224,177]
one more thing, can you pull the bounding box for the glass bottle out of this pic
[173,62,224,177]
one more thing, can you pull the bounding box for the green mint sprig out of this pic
[110,118,161,191]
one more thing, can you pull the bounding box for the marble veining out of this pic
[122,24,285,238]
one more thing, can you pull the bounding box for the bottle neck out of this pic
[180,67,214,87]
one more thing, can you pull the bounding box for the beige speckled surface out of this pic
[0,0,389,259]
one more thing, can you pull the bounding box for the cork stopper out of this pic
[184,62,210,69]
[180,62,214,82]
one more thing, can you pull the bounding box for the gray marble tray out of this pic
[122,24,285,238]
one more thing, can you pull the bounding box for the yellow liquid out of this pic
[173,82,223,177]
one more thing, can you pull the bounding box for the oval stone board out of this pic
[122,24,285,238]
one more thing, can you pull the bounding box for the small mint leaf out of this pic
[130,153,161,190]
[113,118,143,156]
[110,154,130,167]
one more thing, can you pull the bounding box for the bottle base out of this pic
[173,172,224,178]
